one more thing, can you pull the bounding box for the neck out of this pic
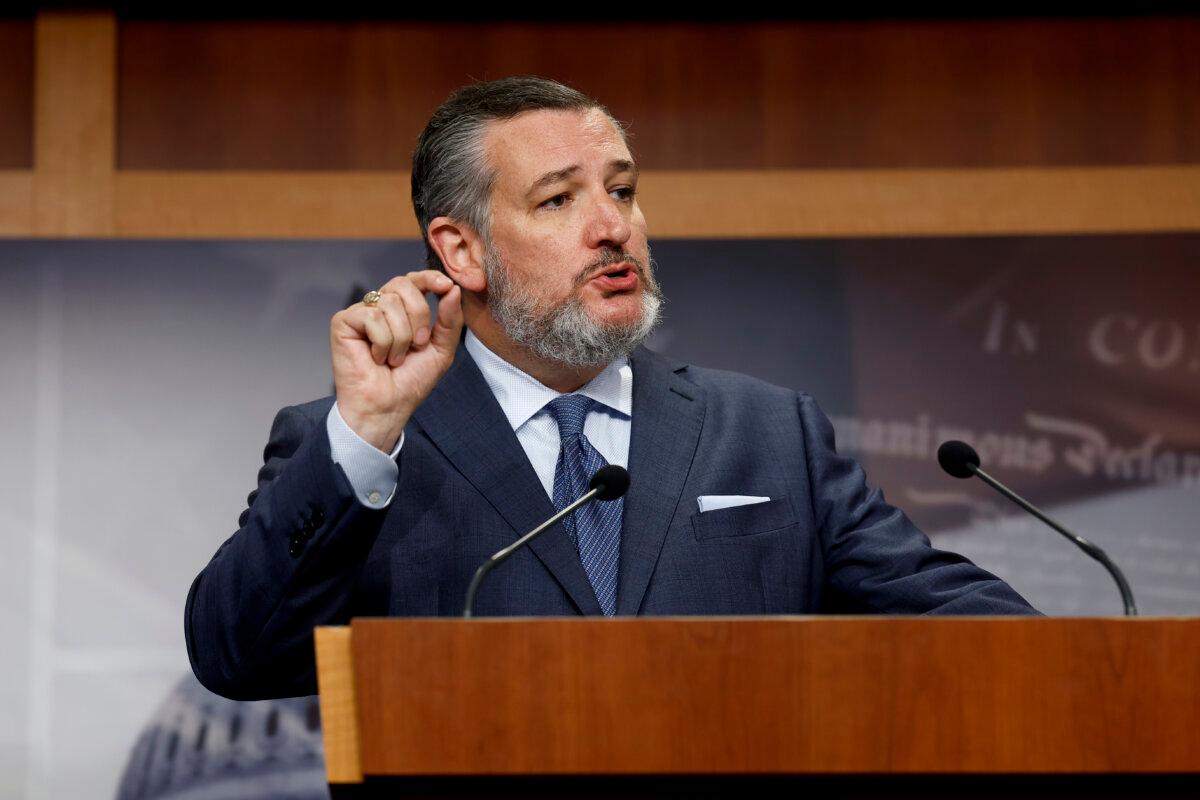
[465,305,606,393]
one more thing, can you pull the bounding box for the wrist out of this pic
[336,404,406,453]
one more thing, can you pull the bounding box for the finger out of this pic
[360,306,394,365]
[430,284,463,354]
[390,279,434,348]
[374,292,414,367]
[331,305,388,357]
[380,270,455,297]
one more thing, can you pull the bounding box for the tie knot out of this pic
[546,394,594,441]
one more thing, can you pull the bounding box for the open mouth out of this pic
[602,263,631,278]
[590,263,639,292]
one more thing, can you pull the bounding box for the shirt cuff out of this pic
[326,402,402,509]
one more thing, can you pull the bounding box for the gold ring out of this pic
[362,290,382,307]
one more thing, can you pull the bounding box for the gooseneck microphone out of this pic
[937,440,1137,616]
[462,465,630,618]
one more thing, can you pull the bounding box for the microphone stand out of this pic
[970,464,1138,617]
[462,487,603,618]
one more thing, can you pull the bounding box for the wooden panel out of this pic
[111,166,1200,239]
[639,166,1200,237]
[0,19,34,169]
[314,626,363,784]
[0,171,33,234]
[117,18,1200,171]
[347,617,1200,775]
[33,12,115,235]
[114,171,411,237]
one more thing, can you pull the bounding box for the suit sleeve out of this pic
[184,404,389,700]
[797,392,1040,615]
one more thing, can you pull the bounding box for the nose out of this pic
[586,192,631,250]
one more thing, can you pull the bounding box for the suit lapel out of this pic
[617,347,706,615]
[413,346,603,615]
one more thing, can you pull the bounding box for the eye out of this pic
[540,193,570,210]
[610,186,636,202]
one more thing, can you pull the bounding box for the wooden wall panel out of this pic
[117,18,1200,171]
[3,12,1195,239]
[0,171,33,234]
[111,166,1200,239]
[0,19,34,169]
[33,12,115,236]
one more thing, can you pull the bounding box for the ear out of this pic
[427,216,487,293]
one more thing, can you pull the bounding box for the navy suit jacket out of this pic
[186,344,1036,700]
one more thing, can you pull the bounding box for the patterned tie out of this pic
[546,394,622,616]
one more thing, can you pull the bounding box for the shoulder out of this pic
[688,364,801,405]
[632,346,805,406]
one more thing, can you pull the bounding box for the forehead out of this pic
[483,107,632,192]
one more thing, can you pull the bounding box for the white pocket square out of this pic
[697,495,771,513]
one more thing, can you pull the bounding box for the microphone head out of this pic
[590,465,630,501]
[937,440,981,479]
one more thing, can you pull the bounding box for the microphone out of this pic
[462,465,630,618]
[937,440,1137,616]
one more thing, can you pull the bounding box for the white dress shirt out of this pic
[327,330,633,508]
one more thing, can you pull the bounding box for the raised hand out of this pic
[330,271,463,451]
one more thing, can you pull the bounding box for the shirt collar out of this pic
[464,329,633,432]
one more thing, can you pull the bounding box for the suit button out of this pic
[289,536,304,557]
[310,508,325,527]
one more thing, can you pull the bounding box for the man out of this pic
[186,77,1036,701]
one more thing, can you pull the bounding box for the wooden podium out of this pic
[314,617,1200,796]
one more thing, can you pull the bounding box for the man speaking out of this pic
[186,77,1037,701]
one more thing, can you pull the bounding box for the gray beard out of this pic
[484,248,664,370]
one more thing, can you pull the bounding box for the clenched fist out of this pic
[331,271,463,452]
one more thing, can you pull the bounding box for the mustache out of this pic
[572,249,649,290]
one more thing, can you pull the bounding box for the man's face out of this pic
[480,107,662,367]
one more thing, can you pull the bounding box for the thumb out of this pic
[430,284,463,354]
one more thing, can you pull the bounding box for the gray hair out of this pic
[484,246,663,368]
[411,76,624,272]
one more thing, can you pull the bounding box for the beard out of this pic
[484,246,664,369]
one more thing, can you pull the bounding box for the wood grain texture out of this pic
[314,626,364,784]
[0,171,33,235]
[33,12,114,236]
[345,617,1200,777]
[0,19,34,169]
[113,170,412,237]
[7,15,1198,239]
[110,166,1200,239]
[116,18,1200,171]
[640,166,1200,237]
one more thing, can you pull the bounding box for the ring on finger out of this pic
[362,290,383,307]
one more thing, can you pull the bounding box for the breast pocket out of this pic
[691,496,797,541]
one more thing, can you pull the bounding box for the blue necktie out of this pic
[546,394,621,616]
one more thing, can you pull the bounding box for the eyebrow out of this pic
[527,166,581,198]
[524,159,640,200]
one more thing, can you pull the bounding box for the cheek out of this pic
[507,240,579,296]
[627,212,650,252]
